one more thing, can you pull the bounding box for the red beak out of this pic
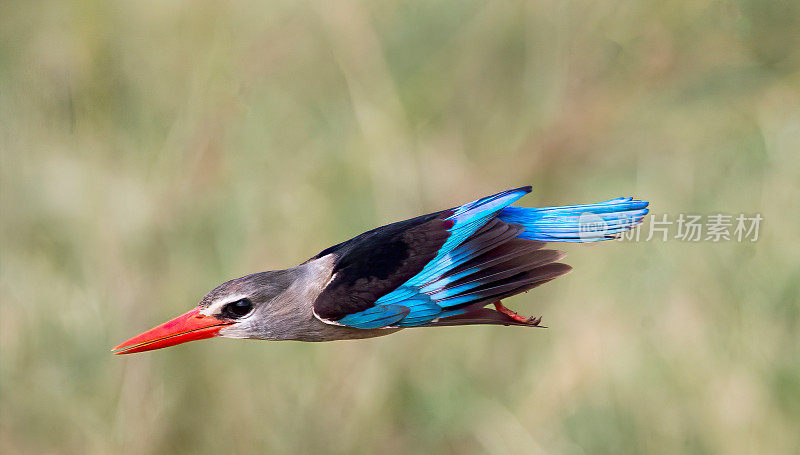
[112,308,233,355]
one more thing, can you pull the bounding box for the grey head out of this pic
[197,255,398,342]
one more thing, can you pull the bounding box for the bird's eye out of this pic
[222,298,253,318]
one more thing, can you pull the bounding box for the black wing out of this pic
[311,210,454,321]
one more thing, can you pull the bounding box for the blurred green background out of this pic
[2,0,799,453]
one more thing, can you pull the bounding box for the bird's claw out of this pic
[493,301,543,326]
[526,314,543,326]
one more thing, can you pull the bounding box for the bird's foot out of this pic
[493,301,542,326]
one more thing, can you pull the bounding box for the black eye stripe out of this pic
[222,298,253,318]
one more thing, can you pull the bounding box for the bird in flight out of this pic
[113,186,648,354]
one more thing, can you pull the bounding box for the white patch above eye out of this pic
[201,294,251,317]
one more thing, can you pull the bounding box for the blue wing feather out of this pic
[375,188,530,300]
[336,305,410,329]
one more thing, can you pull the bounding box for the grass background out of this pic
[2,0,799,453]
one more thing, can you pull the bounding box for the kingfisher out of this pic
[113,186,648,354]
